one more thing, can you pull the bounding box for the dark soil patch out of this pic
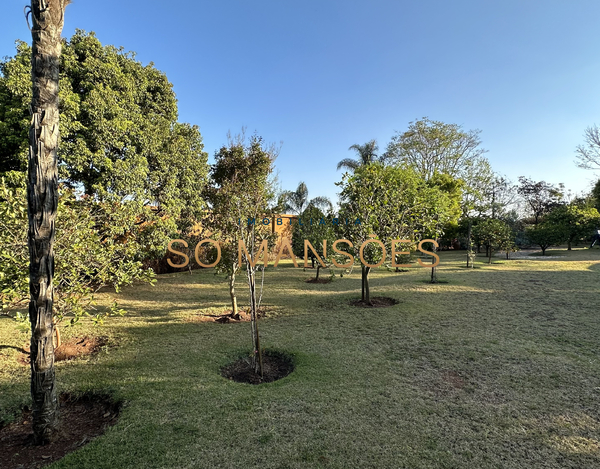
[221,350,294,384]
[0,392,122,469]
[442,370,466,389]
[349,297,398,308]
[394,269,410,273]
[189,308,267,324]
[305,278,332,284]
[18,336,108,366]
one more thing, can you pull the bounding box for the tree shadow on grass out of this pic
[0,345,27,354]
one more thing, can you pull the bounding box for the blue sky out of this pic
[2,0,599,203]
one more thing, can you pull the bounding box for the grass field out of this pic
[1,248,600,468]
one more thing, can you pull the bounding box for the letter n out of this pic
[304,240,327,268]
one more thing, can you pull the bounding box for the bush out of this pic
[0,173,155,326]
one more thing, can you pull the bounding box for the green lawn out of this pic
[1,248,600,468]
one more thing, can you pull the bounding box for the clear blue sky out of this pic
[2,0,599,203]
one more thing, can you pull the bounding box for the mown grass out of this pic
[1,247,600,468]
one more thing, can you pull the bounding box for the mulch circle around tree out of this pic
[0,392,122,469]
[221,350,295,384]
[349,297,398,308]
[18,336,108,366]
[305,278,331,284]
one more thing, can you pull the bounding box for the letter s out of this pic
[167,239,189,268]
[417,239,440,268]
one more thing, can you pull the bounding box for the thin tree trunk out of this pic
[27,0,68,445]
[246,264,263,376]
[430,241,438,283]
[567,240,572,250]
[466,219,472,268]
[364,266,371,305]
[229,271,238,316]
[361,264,365,301]
[315,264,320,280]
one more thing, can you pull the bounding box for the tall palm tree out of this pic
[281,181,332,215]
[26,0,70,444]
[336,139,381,172]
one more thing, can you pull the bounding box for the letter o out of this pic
[262,217,270,225]
[359,236,386,268]
[195,238,221,268]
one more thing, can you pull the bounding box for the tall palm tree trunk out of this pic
[27,0,68,444]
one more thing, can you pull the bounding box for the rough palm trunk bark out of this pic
[27,0,68,444]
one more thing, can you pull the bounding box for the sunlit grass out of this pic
[1,247,600,468]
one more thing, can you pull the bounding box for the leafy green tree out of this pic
[525,223,567,256]
[472,218,515,264]
[291,205,336,280]
[337,163,448,304]
[336,139,382,172]
[1,175,155,328]
[545,203,600,250]
[281,181,332,215]
[420,173,463,281]
[204,133,276,376]
[384,117,494,267]
[517,177,564,225]
[384,118,490,181]
[0,30,209,256]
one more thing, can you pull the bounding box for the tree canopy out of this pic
[0,30,209,242]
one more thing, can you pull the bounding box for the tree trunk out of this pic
[228,271,238,316]
[466,219,472,268]
[541,247,546,256]
[361,264,365,301]
[246,264,263,377]
[27,0,68,445]
[567,240,572,250]
[488,250,492,264]
[315,264,320,280]
[430,241,438,283]
[364,266,371,305]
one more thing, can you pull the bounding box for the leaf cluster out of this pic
[0,176,156,325]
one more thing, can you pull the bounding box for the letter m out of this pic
[238,239,269,268]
